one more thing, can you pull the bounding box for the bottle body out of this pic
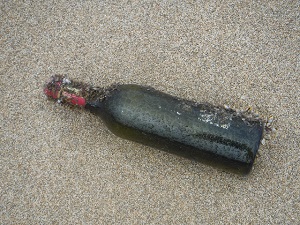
[45,76,264,175]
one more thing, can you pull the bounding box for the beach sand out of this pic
[1,1,299,224]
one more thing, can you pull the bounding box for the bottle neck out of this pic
[44,75,105,107]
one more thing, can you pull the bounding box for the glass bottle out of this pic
[44,75,264,175]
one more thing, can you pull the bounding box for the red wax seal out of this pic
[61,91,86,106]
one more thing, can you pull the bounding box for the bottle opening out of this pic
[44,75,86,107]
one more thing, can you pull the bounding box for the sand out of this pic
[1,1,299,224]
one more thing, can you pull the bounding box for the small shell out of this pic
[246,107,252,112]
[63,78,71,84]
[224,104,230,110]
[267,116,274,124]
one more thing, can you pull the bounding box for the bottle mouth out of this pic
[44,75,86,106]
[44,76,61,99]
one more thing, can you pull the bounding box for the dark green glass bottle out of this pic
[44,75,264,175]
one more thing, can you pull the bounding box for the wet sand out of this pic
[1,1,299,224]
